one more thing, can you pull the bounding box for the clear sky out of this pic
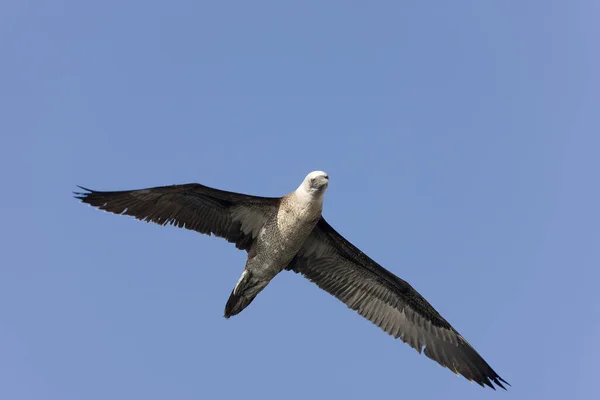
[1,1,599,399]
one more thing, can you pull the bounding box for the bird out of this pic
[74,170,508,390]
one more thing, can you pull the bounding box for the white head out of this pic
[297,170,329,197]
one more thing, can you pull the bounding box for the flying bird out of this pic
[75,171,508,390]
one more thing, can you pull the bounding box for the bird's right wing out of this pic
[74,183,280,252]
[288,217,508,390]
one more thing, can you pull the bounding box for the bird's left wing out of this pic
[75,183,280,252]
[287,217,508,390]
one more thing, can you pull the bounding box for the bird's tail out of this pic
[224,291,258,318]
[224,270,268,318]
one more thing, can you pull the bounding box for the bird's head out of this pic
[301,171,329,195]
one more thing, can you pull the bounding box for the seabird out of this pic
[74,171,508,390]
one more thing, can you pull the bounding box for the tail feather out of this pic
[224,269,270,318]
[224,291,257,318]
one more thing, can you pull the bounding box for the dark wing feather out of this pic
[288,217,508,390]
[74,183,280,251]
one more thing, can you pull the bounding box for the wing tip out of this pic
[422,340,509,390]
[73,185,94,199]
[475,371,510,391]
[494,375,510,390]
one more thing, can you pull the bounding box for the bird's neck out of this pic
[292,186,324,211]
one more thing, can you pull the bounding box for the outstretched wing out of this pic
[288,217,508,390]
[75,183,280,252]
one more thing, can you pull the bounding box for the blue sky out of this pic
[1,1,599,399]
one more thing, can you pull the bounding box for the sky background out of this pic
[1,1,599,399]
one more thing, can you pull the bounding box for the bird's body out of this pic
[226,172,327,316]
[75,171,508,390]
